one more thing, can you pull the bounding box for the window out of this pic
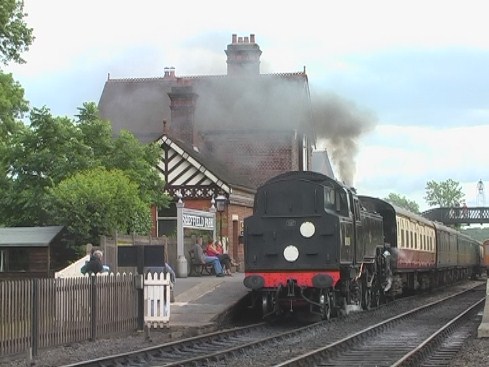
[158,202,177,237]
[323,186,335,210]
[8,248,29,271]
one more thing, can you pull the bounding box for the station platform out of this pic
[167,271,249,336]
[477,279,489,337]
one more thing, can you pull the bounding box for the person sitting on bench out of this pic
[192,237,225,277]
[205,240,237,276]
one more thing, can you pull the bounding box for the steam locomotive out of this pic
[242,171,483,319]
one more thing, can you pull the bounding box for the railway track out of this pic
[274,287,485,367]
[59,321,322,367]
[58,282,485,367]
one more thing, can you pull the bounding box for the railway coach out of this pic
[360,196,482,296]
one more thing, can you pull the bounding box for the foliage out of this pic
[0,0,32,226]
[384,193,420,214]
[1,107,94,225]
[0,104,170,244]
[461,227,489,243]
[0,0,34,66]
[0,71,29,137]
[424,179,464,208]
[46,168,152,245]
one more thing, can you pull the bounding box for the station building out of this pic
[97,34,332,264]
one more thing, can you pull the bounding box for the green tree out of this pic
[0,1,33,226]
[0,73,29,226]
[0,71,29,137]
[77,102,168,208]
[46,168,152,246]
[0,104,170,233]
[424,179,464,207]
[0,0,34,66]
[2,107,93,225]
[384,193,420,214]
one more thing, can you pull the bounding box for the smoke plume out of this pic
[311,91,377,186]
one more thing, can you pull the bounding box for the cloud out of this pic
[4,0,489,213]
[355,124,489,210]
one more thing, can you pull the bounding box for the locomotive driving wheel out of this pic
[261,293,272,317]
[319,290,331,320]
[362,286,372,310]
[370,285,381,308]
[361,272,372,310]
[370,277,381,308]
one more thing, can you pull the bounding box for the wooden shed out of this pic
[0,226,65,278]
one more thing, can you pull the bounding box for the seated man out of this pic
[192,237,224,277]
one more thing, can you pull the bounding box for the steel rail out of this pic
[273,288,485,367]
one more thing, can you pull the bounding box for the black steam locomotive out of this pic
[243,171,483,319]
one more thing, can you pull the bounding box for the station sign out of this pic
[182,208,214,230]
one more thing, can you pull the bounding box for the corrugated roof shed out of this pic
[0,226,64,247]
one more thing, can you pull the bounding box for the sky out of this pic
[5,0,489,212]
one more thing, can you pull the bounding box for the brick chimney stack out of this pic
[167,80,199,145]
[225,33,262,76]
[164,66,176,79]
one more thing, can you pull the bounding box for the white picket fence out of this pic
[144,272,172,328]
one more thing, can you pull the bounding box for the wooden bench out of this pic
[188,249,214,276]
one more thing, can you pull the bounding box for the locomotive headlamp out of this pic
[283,245,299,262]
[300,221,315,238]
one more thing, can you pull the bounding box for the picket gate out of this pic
[144,272,171,328]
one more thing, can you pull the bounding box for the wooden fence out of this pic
[0,273,138,358]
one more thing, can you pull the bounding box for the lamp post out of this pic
[215,194,228,241]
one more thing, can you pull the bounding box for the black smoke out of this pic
[311,91,377,186]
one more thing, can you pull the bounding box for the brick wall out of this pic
[227,203,253,264]
[204,131,300,188]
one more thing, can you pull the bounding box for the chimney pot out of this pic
[244,36,249,43]
[250,34,255,43]
[238,36,243,43]
[232,34,237,43]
